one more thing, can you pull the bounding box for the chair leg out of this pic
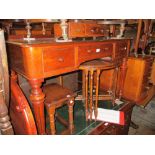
[47,106,56,135]
[68,99,75,134]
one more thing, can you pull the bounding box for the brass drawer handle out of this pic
[58,57,64,62]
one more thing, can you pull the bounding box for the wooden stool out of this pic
[79,59,120,121]
[43,83,77,135]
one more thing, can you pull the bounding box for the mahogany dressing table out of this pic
[7,38,130,134]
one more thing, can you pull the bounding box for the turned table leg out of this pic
[84,70,89,121]
[119,58,127,100]
[29,79,45,135]
[94,69,100,121]
[89,70,94,121]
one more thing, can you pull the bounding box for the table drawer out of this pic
[115,42,128,59]
[78,43,113,64]
[69,23,85,38]
[43,46,75,72]
[85,24,104,36]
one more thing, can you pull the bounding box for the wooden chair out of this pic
[43,83,77,135]
[79,59,120,121]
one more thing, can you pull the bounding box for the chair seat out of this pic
[43,83,76,106]
[79,59,118,70]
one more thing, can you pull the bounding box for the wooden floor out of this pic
[128,97,155,135]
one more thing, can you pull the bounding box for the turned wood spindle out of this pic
[119,58,127,100]
[67,98,75,134]
[29,79,45,135]
[94,69,101,120]
[85,70,89,121]
[47,106,56,135]
[89,70,94,121]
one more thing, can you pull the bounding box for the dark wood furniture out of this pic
[89,101,134,135]
[79,59,120,121]
[43,83,76,135]
[54,21,109,39]
[10,73,37,134]
[7,38,130,134]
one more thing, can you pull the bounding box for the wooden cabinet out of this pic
[123,56,154,103]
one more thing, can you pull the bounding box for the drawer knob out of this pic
[145,86,150,90]
[58,57,64,62]
[104,47,109,51]
[87,50,92,53]
[120,47,127,51]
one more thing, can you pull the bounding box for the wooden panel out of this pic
[54,24,64,38]
[123,58,144,101]
[123,56,153,104]
[69,22,85,38]
[99,69,114,91]
[7,44,25,74]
